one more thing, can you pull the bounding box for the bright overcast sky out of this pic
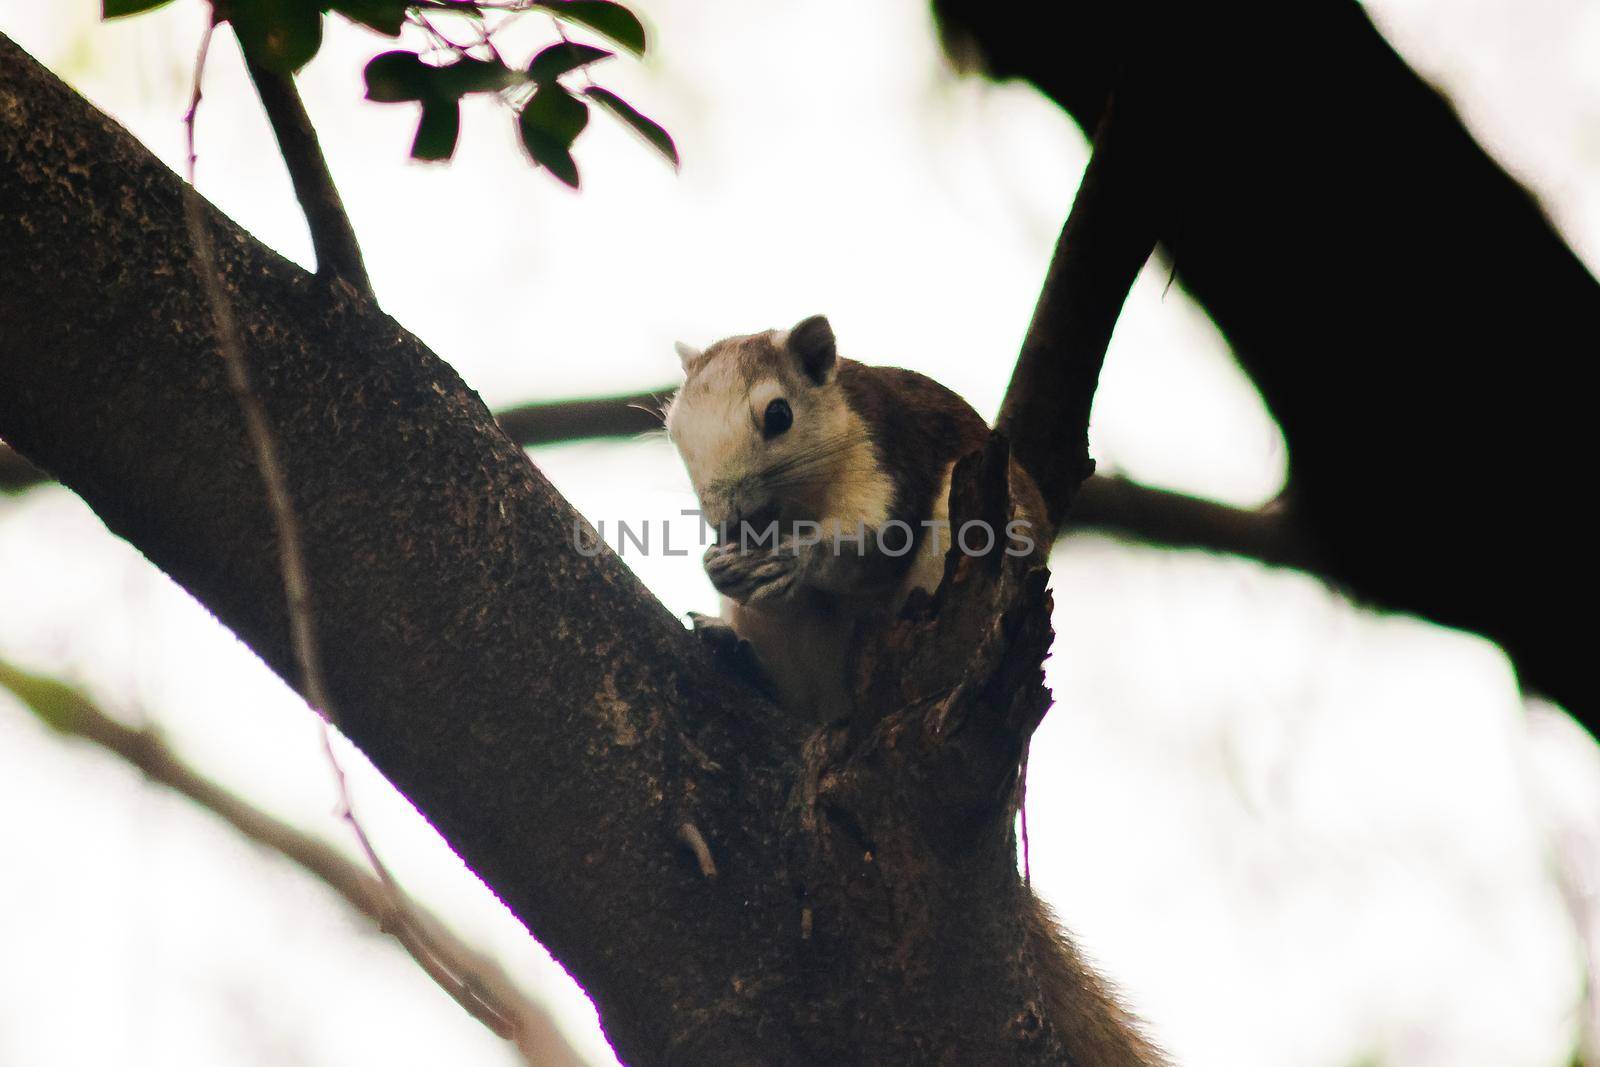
[1,2,1598,1066]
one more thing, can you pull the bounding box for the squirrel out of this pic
[665,315,1165,1065]
[666,313,1045,722]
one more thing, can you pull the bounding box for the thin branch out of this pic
[860,91,1168,856]
[312,723,527,1041]
[997,92,1160,539]
[241,53,373,298]
[186,32,520,1044]
[496,387,670,444]
[0,661,591,1067]
[1069,477,1314,568]
[185,30,329,727]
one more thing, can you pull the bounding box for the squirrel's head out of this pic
[666,315,857,540]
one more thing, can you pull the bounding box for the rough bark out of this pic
[935,0,1600,724]
[780,433,1159,1063]
[0,388,675,490]
[0,33,1149,1064]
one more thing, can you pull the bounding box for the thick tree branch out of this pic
[1,34,801,1063]
[997,94,1158,538]
[0,660,591,1067]
[242,53,373,297]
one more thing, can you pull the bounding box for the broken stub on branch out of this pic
[785,432,1060,1052]
[844,430,1054,764]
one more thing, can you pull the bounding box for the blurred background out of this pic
[1,1,1598,1064]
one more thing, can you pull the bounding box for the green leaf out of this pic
[519,121,581,188]
[432,57,523,98]
[329,0,408,36]
[368,53,520,107]
[527,42,613,83]
[102,0,176,18]
[531,1,646,55]
[585,86,677,168]
[230,0,324,73]
[0,662,85,735]
[412,100,461,161]
[522,83,589,147]
[364,50,431,102]
[518,92,586,187]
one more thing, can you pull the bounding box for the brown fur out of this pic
[834,358,992,567]
[1026,896,1168,1065]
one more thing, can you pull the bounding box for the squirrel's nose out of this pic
[718,500,781,544]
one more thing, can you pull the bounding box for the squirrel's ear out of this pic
[674,341,703,372]
[787,315,836,384]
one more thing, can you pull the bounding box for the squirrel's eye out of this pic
[762,398,793,439]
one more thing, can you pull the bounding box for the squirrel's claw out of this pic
[687,610,739,648]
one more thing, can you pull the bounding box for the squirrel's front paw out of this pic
[703,540,799,604]
[686,611,778,698]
